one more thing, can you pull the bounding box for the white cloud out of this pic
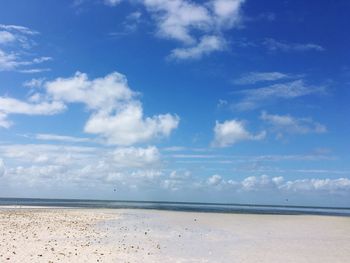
[0,97,65,115]
[170,35,225,60]
[0,142,165,190]
[45,71,179,145]
[23,78,46,88]
[162,170,192,191]
[0,24,51,72]
[233,72,292,85]
[0,31,16,44]
[1,141,349,198]
[0,52,50,71]
[204,174,350,195]
[0,49,21,70]
[0,24,39,35]
[32,56,52,63]
[241,175,282,191]
[35,133,92,143]
[143,0,211,44]
[84,102,179,145]
[0,144,96,166]
[212,119,266,147]
[263,38,325,52]
[281,178,350,194]
[45,71,134,111]
[0,96,65,129]
[116,0,246,59]
[123,11,143,32]
[234,80,325,111]
[1,71,179,145]
[261,111,327,135]
[0,112,11,128]
[46,71,178,145]
[112,146,160,167]
[207,174,223,186]
[211,0,243,26]
[163,146,187,152]
[104,0,122,6]
[0,159,5,177]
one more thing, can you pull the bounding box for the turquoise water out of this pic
[1,198,349,216]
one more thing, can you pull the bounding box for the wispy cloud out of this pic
[0,24,52,72]
[233,71,293,85]
[233,80,326,111]
[104,0,121,7]
[169,35,226,60]
[263,38,325,52]
[23,78,46,88]
[19,68,51,74]
[0,31,16,44]
[35,133,92,143]
[261,111,327,137]
[0,24,39,35]
[0,96,65,128]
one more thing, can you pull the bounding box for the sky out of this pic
[0,0,349,206]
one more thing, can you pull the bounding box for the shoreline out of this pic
[1,208,350,262]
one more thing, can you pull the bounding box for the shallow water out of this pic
[1,197,350,216]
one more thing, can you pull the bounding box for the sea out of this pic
[0,198,349,216]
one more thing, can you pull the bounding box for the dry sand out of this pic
[0,207,349,262]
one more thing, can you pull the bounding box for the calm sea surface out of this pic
[0,198,349,216]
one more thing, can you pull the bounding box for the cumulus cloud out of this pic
[0,143,162,183]
[261,111,327,136]
[143,0,212,44]
[45,72,134,111]
[233,72,292,85]
[84,102,179,145]
[2,71,179,145]
[107,0,245,59]
[204,174,350,196]
[212,119,266,147]
[1,141,349,198]
[241,175,283,191]
[281,178,350,194]
[44,71,179,145]
[207,174,223,186]
[234,80,325,111]
[112,146,160,168]
[263,38,325,52]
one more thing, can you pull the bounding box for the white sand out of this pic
[0,208,349,262]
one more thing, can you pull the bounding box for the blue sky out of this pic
[0,0,349,206]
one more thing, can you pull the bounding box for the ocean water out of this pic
[0,198,349,216]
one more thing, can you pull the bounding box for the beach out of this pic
[0,208,349,262]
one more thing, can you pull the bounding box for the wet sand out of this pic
[0,207,349,262]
